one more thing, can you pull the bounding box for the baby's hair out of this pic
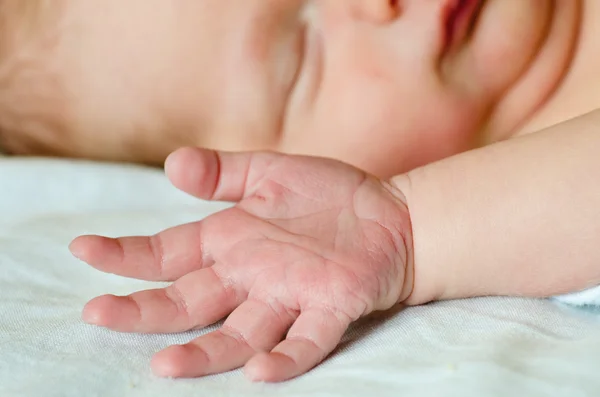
[0,0,72,155]
[0,1,45,46]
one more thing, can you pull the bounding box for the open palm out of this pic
[70,147,412,382]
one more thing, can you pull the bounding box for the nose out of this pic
[348,0,401,24]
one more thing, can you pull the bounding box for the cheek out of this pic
[335,82,484,178]
[307,38,488,178]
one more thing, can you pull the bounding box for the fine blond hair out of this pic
[0,0,71,155]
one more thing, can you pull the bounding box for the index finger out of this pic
[69,221,208,281]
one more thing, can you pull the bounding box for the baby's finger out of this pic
[70,221,208,281]
[165,147,279,202]
[82,267,241,333]
[244,308,351,382]
[151,299,296,378]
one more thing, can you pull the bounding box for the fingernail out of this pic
[69,241,84,260]
[164,152,177,175]
[81,306,100,325]
[244,354,269,382]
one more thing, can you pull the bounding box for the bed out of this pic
[1,156,599,397]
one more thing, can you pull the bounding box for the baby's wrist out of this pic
[382,176,416,305]
[388,173,444,306]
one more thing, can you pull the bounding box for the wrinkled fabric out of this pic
[1,157,599,397]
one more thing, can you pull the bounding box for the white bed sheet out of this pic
[1,157,599,397]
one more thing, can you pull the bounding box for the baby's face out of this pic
[4,0,562,176]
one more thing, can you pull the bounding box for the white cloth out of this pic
[1,157,599,397]
[554,288,600,307]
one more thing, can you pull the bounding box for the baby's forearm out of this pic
[393,109,600,305]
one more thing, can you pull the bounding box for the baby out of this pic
[2,0,599,383]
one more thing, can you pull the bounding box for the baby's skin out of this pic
[72,149,413,381]
[1,0,600,382]
[71,113,600,382]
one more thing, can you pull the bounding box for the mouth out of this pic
[442,0,483,53]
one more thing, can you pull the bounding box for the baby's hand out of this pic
[69,148,413,382]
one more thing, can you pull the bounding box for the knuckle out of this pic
[164,284,191,323]
[148,234,166,277]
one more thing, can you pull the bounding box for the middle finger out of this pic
[82,266,241,333]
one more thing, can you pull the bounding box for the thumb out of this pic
[164,147,280,202]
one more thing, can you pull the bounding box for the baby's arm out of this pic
[71,109,600,382]
[393,109,600,306]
